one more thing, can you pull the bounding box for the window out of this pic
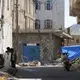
[76,39,79,43]
[45,1,52,10]
[44,19,52,29]
[35,19,40,29]
[36,1,41,10]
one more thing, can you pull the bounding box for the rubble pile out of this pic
[18,61,41,67]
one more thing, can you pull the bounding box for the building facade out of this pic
[0,0,36,59]
[0,0,12,53]
[35,0,64,62]
[35,0,64,30]
[8,0,64,63]
[12,0,35,33]
[1,0,72,63]
[35,0,72,62]
[12,0,36,62]
[67,0,80,46]
[64,24,80,46]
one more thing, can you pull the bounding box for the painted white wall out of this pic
[0,0,12,54]
[0,22,12,54]
[2,22,12,53]
[3,0,12,53]
[36,0,64,30]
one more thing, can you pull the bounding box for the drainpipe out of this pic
[15,0,19,63]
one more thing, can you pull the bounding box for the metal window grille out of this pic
[44,19,52,29]
[45,1,52,10]
[36,1,41,10]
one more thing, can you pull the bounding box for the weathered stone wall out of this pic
[13,33,61,63]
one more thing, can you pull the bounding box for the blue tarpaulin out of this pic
[23,46,40,62]
[61,45,80,61]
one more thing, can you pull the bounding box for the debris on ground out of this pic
[18,61,41,67]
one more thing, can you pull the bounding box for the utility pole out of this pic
[15,0,19,63]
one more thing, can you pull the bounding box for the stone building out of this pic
[2,0,72,63]
[64,24,80,46]
[35,0,72,62]
[66,0,80,46]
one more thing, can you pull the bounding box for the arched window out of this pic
[35,19,40,29]
[36,0,41,10]
[44,19,52,29]
[45,1,52,10]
